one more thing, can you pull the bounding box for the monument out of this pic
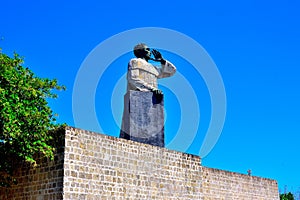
[120,43,176,147]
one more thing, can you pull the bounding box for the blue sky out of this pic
[1,0,299,194]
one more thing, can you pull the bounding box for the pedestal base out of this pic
[120,91,164,147]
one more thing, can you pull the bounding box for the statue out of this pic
[126,43,176,100]
[120,43,176,147]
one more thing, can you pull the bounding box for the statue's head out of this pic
[133,43,151,60]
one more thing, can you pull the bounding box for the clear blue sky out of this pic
[1,0,299,195]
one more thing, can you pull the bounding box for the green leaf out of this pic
[0,48,66,187]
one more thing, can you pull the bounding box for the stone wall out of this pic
[201,167,279,200]
[0,153,64,200]
[63,127,202,199]
[0,127,279,199]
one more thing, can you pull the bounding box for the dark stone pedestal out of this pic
[120,91,164,147]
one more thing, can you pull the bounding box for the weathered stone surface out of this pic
[120,90,164,147]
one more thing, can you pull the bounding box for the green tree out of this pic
[280,192,295,200]
[0,49,65,187]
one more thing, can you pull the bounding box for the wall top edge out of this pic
[65,126,201,162]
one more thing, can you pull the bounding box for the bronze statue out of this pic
[126,43,176,101]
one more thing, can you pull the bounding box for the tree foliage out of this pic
[0,49,65,187]
[280,192,295,200]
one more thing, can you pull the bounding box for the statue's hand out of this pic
[151,88,163,103]
[151,49,166,65]
[152,49,163,60]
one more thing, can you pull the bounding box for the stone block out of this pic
[120,90,164,147]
